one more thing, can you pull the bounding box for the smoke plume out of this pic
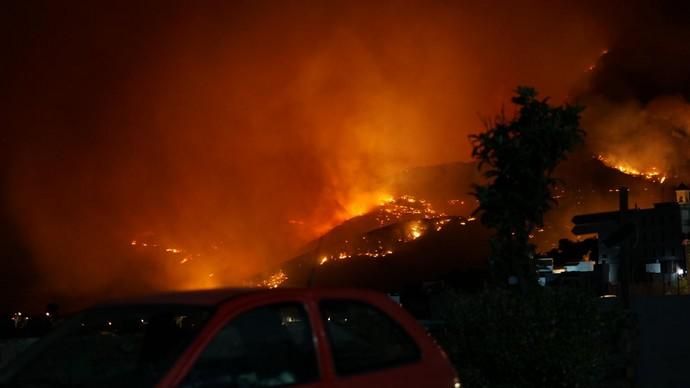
[580,1,690,180]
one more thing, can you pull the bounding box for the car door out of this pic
[315,296,457,388]
[168,298,328,388]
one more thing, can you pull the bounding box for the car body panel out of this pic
[309,289,457,388]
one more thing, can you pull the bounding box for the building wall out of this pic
[632,205,683,267]
[680,205,690,235]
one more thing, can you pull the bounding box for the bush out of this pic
[431,287,634,388]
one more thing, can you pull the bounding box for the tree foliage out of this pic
[470,86,584,286]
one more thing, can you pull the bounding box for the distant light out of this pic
[677,268,685,276]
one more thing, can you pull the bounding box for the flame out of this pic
[407,220,425,240]
[308,190,395,236]
[596,155,667,183]
[343,191,395,218]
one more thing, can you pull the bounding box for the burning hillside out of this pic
[260,215,486,290]
[595,155,667,184]
[258,153,676,289]
[578,3,690,186]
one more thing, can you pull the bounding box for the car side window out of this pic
[319,299,421,376]
[181,303,319,387]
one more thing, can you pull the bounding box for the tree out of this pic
[470,86,584,287]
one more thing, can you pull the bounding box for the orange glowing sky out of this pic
[0,1,632,305]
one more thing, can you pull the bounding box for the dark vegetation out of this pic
[431,287,635,388]
[427,87,635,387]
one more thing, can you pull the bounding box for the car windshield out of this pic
[0,304,213,388]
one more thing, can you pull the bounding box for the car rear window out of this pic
[0,304,212,387]
[319,299,420,376]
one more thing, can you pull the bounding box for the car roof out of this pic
[97,287,385,308]
[100,287,264,307]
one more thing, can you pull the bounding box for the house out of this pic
[571,185,690,289]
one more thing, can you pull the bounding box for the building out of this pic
[571,185,690,289]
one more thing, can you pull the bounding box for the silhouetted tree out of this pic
[470,86,585,288]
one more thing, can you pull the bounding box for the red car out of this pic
[0,288,459,387]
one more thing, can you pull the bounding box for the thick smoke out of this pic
[581,2,690,180]
[0,1,618,308]
[584,96,690,177]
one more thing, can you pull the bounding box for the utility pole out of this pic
[618,187,632,308]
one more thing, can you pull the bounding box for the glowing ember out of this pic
[434,218,451,231]
[596,155,667,183]
[374,195,442,225]
[261,270,288,288]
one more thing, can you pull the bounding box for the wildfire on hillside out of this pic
[596,155,667,183]
[259,215,477,288]
[125,193,468,290]
[128,238,224,289]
